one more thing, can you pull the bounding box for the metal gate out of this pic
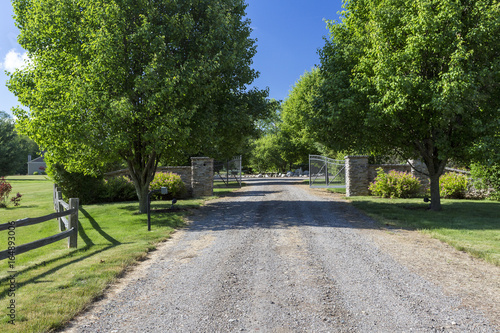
[214,156,242,187]
[309,155,346,188]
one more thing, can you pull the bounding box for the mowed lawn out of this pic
[348,196,500,267]
[0,176,210,333]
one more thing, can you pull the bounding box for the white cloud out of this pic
[1,49,29,72]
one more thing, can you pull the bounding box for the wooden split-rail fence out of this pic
[0,185,78,261]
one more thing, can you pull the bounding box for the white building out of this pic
[27,155,47,175]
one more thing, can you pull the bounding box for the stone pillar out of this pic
[345,155,370,197]
[409,159,430,189]
[191,157,214,197]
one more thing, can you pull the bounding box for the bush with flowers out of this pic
[150,172,187,200]
[0,177,22,208]
[369,168,422,198]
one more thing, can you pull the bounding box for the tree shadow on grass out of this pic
[78,219,94,247]
[79,208,121,245]
[351,199,500,231]
[0,211,130,284]
[0,244,120,299]
[0,209,125,284]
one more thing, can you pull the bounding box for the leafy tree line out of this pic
[246,91,321,174]
[9,0,271,213]
[276,0,500,211]
[0,111,39,176]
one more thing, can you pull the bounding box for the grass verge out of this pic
[213,180,245,197]
[347,196,500,267]
[0,176,230,332]
[303,179,347,195]
[327,187,346,195]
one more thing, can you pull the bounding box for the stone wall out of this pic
[367,164,411,184]
[157,166,191,190]
[409,159,430,189]
[104,157,214,198]
[345,156,429,197]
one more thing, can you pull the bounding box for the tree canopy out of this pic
[0,111,39,176]
[0,112,20,176]
[247,72,322,174]
[9,0,267,212]
[315,0,500,210]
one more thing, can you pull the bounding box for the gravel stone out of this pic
[64,178,497,332]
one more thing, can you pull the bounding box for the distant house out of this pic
[27,155,47,175]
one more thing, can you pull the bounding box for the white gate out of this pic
[309,155,346,188]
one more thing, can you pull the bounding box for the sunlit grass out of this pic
[0,176,231,332]
[213,180,244,196]
[348,196,500,266]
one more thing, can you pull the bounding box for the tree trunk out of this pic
[419,149,447,212]
[428,174,442,211]
[127,151,158,214]
[136,181,151,215]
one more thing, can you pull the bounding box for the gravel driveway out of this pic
[65,178,497,332]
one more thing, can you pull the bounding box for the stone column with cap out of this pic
[191,157,214,197]
[345,155,370,196]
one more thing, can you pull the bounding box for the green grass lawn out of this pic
[213,180,244,196]
[303,179,347,194]
[0,176,222,333]
[347,196,500,267]
[327,187,346,194]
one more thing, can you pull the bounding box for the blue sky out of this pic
[0,1,343,117]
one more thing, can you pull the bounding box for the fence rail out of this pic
[0,188,78,261]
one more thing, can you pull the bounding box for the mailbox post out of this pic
[147,187,168,231]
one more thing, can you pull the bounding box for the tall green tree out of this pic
[0,111,39,176]
[249,133,286,173]
[316,0,500,210]
[0,111,19,176]
[9,0,265,213]
[280,68,322,164]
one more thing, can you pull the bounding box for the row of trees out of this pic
[7,0,500,212]
[250,0,500,210]
[247,95,319,174]
[9,0,272,213]
[263,0,500,211]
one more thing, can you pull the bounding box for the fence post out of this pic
[325,156,329,186]
[68,198,79,248]
[57,190,65,231]
[53,184,58,211]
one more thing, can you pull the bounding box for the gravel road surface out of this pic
[65,178,497,332]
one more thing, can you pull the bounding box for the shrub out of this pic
[33,171,39,175]
[11,192,22,206]
[0,177,13,207]
[150,172,187,200]
[0,177,22,208]
[47,162,106,204]
[102,176,137,202]
[439,172,468,199]
[369,168,421,198]
[470,163,500,201]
